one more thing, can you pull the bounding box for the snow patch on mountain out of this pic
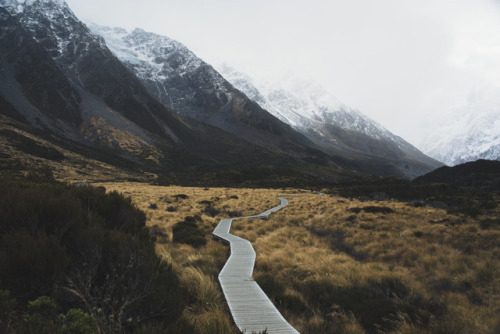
[88,24,204,84]
[89,23,232,118]
[218,64,401,144]
[419,87,500,166]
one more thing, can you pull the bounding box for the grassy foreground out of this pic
[3,171,498,333]
[95,182,300,333]
[97,182,499,333]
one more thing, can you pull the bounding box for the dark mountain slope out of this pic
[415,159,500,190]
[0,7,81,128]
[88,26,341,162]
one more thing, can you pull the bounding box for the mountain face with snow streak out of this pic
[89,23,321,155]
[91,24,442,178]
[419,88,500,166]
[0,0,184,146]
[218,65,443,178]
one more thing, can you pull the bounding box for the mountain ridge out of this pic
[90,22,442,179]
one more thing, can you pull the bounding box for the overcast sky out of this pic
[65,0,500,145]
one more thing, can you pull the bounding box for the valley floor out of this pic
[90,181,500,334]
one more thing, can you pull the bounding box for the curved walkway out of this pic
[213,197,299,334]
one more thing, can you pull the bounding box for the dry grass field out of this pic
[94,182,300,333]
[93,182,500,334]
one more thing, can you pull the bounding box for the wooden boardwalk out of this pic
[213,197,299,334]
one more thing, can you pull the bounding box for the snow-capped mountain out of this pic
[88,24,221,119]
[419,88,500,166]
[219,66,394,139]
[218,65,442,177]
[0,0,341,183]
[0,0,183,150]
[1,0,441,179]
[88,23,327,156]
[90,23,442,178]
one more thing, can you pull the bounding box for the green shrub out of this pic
[63,309,96,334]
[23,296,59,334]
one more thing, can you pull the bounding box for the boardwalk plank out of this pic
[213,197,299,334]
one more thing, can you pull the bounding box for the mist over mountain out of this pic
[418,87,500,166]
[217,65,442,178]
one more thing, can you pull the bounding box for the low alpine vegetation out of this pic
[0,174,186,333]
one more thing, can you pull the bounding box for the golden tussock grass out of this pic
[90,182,298,333]
[233,194,500,333]
[90,182,500,333]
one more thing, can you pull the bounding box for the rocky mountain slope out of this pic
[87,24,318,155]
[90,23,441,178]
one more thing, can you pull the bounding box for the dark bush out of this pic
[172,219,206,248]
[362,206,395,214]
[0,176,185,332]
[447,206,482,218]
[184,215,202,223]
[173,194,189,200]
[149,203,158,209]
[479,218,500,229]
[0,231,70,301]
[413,231,424,238]
[72,187,146,233]
[202,206,243,218]
[166,206,177,212]
[26,165,57,183]
[349,207,362,214]
[302,277,445,333]
[203,206,222,217]
[255,273,285,296]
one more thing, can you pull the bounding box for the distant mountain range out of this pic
[1,0,442,184]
